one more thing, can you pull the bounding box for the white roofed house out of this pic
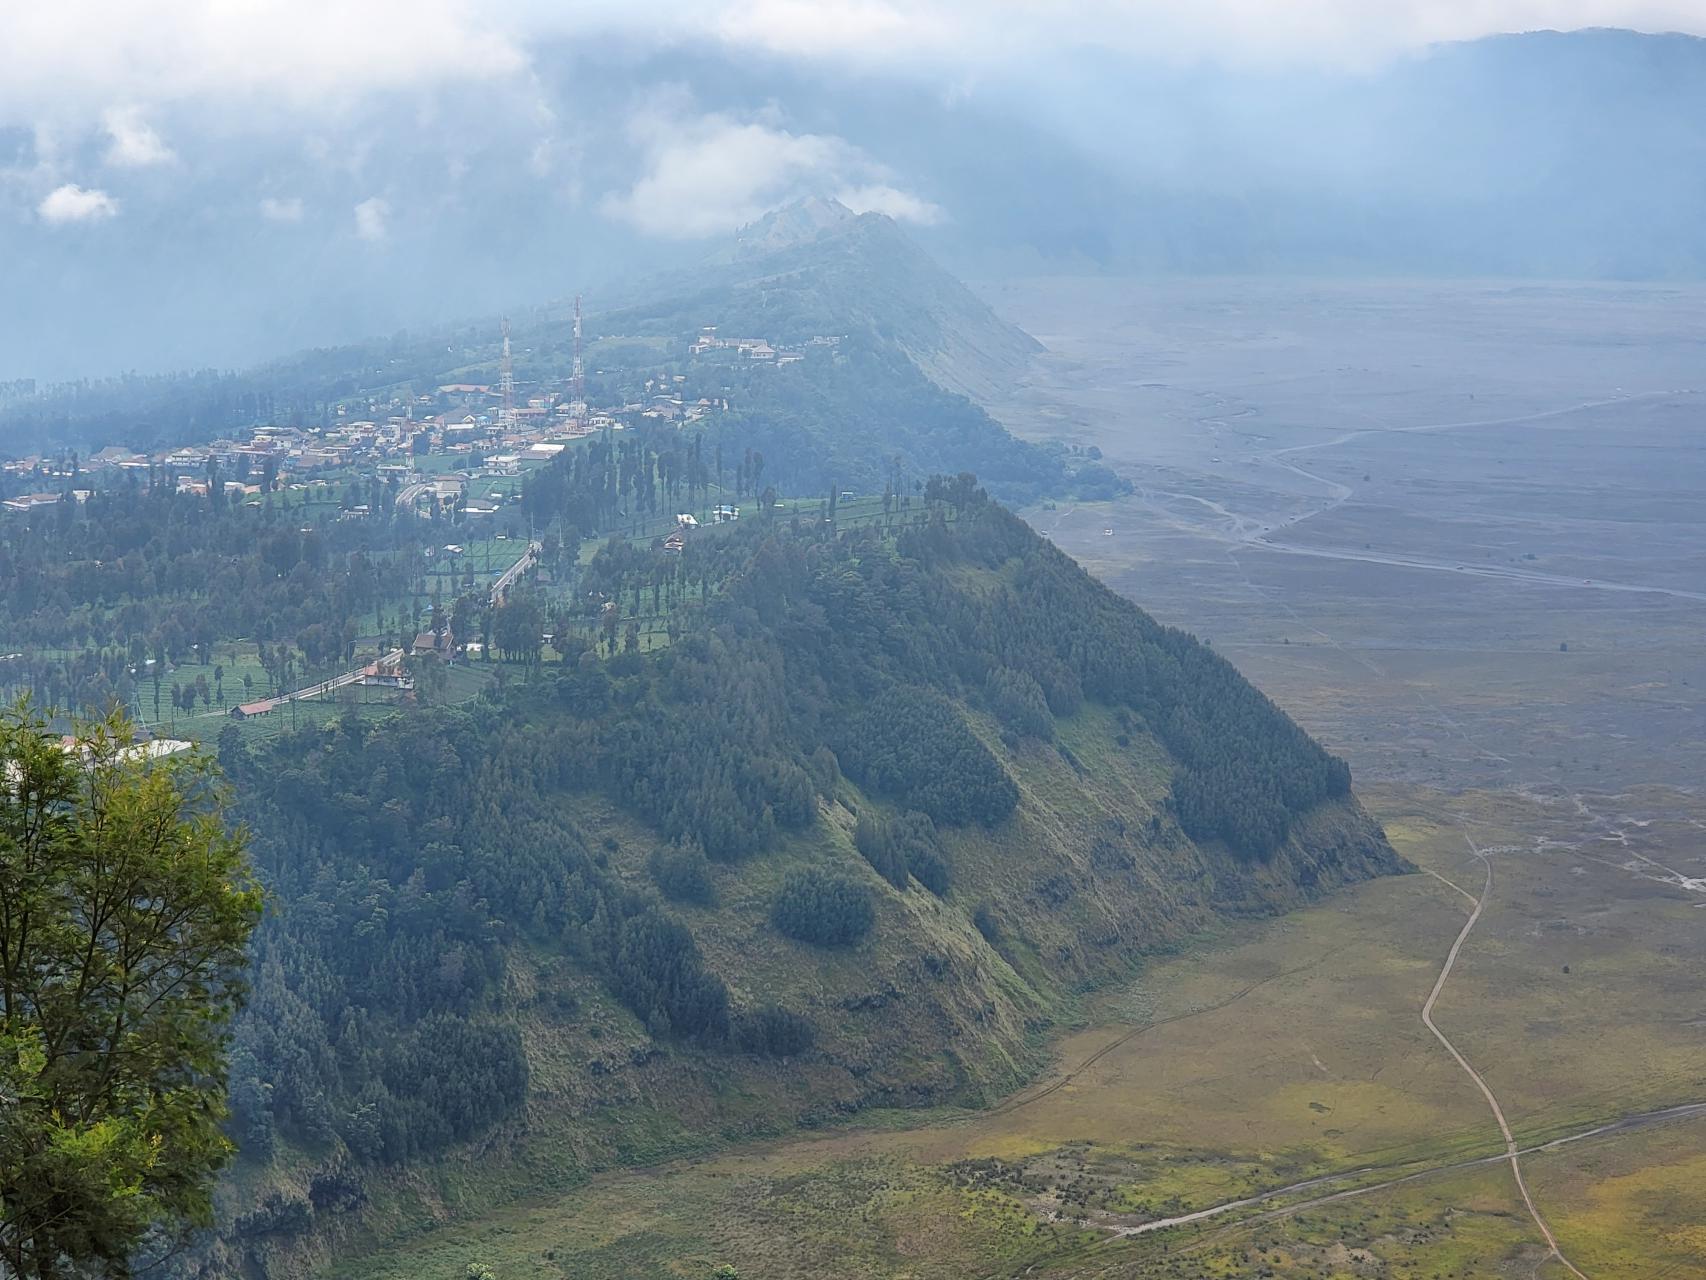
[2,492,63,513]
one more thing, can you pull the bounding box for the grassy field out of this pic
[317,773,1706,1280]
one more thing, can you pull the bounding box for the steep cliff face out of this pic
[196,492,1400,1279]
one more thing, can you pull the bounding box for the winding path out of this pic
[1416,833,1587,1278]
[1105,1100,1706,1245]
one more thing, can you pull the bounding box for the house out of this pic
[675,513,699,529]
[2,492,62,513]
[662,531,686,555]
[230,700,277,720]
[360,653,415,691]
[90,446,144,468]
[412,628,455,658]
[712,504,739,523]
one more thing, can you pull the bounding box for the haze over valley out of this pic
[3,7,1705,1280]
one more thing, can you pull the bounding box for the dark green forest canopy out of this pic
[216,482,1351,1169]
[0,476,504,714]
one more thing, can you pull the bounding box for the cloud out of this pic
[836,183,945,225]
[259,195,304,222]
[38,182,118,223]
[601,104,937,238]
[353,196,389,241]
[102,106,175,167]
[4,2,1706,138]
[711,0,951,60]
[700,0,1706,68]
[0,1,526,127]
[4,4,1704,144]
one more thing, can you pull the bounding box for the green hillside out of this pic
[0,201,1041,456]
[195,484,1402,1278]
[597,197,1043,400]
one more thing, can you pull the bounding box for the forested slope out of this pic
[597,198,1042,400]
[195,482,1401,1278]
[0,202,1040,458]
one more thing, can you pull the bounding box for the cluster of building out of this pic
[229,649,416,721]
[688,326,838,367]
[660,505,739,554]
[2,325,842,517]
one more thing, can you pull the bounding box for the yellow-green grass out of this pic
[1524,1114,1706,1278]
[324,780,1706,1279]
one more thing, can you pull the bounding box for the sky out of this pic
[3,1,1704,381]
[4,0,1703,238]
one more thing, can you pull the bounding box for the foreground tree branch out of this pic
[1,703,261,1280]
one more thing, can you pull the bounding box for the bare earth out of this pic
[985,275,1706,1277]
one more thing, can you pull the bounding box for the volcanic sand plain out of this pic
[331,280,1706,1279]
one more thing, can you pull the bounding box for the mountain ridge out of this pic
[8,28,1706,381]
[594,198,1045,399]
[193,486,1402,1279]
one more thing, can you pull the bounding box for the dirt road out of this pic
[1417,833,1586,1278]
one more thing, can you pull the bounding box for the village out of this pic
[0,320,856,749]
[0,323,841,520]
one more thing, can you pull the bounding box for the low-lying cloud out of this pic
[0,0,525,128]
[835,184,945,226]
[702,0,1706,67]
[601,105,940,238]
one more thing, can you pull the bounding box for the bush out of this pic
[854,811,908,889]
[735,1004,816,1057]
[807,745,842,796]
[772,869,875,946]
[608,908,731,1040]
[988,666,1054,740]
[648,841,716,906]
[853,810,950,896]
[893,811,950,896]
[837,687,1018,827]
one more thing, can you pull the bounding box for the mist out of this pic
[4,24,1706,382]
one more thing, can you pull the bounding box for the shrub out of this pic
[853,810,950,896]
[735,1004,816,1057]
[988,666,1054,740]
[837,687,1018,827]
[772,869,875,946]
[854,811,908,889]
[648,841,716,906]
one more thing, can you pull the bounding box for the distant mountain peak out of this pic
[734,196,859,257]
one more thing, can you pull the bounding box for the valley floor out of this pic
[327,279,1706,1279]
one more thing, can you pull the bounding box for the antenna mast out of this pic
[571,294,587,430]
[499,317,517,434]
